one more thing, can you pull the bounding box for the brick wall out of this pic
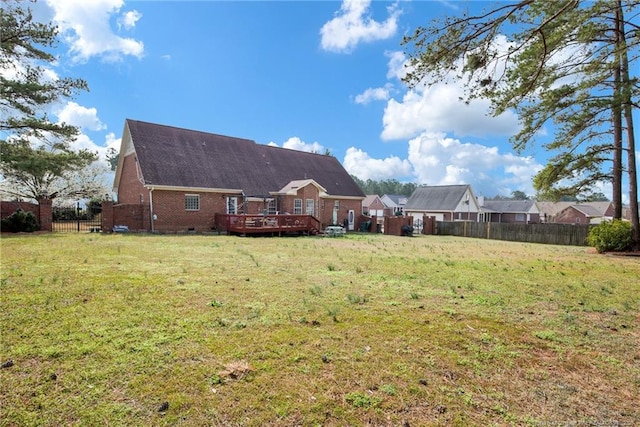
[117,153,147,204]
[1,199,52,232]
[151,190,227,233]
[1,201,39,219]
[384,215,414,236]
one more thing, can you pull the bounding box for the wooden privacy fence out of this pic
[435,221,592,246]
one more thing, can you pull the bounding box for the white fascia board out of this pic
[145,185,243,194]
[320,194,365,201]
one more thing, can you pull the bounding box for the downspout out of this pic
[149,187,155,233]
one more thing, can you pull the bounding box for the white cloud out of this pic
[385,50,407,80]
[56,102,106,131]
[270,137,325,154]
[343,132,542,197]
[380,37,520,141]
[343,147,412,180]
[381,80,519,141]
[354,85,391,105]
[118,10,142,30]
[46,0,144,63]
[406,132,541,197]
[320,0,400,53]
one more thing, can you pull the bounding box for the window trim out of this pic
[185,194,200,211]
[294,199,303,214]
[227,196,238,214]
[268,199,277,214]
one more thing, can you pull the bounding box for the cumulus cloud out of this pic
[269,137,326,154]
[320,0,400,53]
[382,87,520,140]
[46,0,144,63]
[385,50,408,80]
[343,147,412,180]
[56,102,106,131]
[118,10,142,30]
[406,132,541,197]
[379,49,519,140]
[354,85,391,105]
[343,132,541,197]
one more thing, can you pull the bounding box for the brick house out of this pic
[112,119,365,233]
[361,195,385,216]
[554,202,615,224]
[537,201,614,224]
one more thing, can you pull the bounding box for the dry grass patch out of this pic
[1,233,638,426]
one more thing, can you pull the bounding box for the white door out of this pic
[348,209,355,231]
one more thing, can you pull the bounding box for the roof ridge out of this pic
[127,118,256,143]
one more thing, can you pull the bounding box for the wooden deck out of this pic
[214,214,321,236]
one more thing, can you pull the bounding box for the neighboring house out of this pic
[537,201,614,224]
[478,198,540,224]
[404,185,479,222]
[554,202,615,224]
[381,194,408,216]
[113,119,365,233]
[362,195,385,217]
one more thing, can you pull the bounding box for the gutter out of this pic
[149,187,155,233]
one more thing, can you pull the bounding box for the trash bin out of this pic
[376,223,382,233]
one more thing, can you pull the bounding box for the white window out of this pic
[294,199,302,214]
[268,199,277,214]
[306,199,314,215]
[515,213,525,222]
[185,194,200,211]
[227,196,237,214]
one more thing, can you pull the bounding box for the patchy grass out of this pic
[1,233,639,426]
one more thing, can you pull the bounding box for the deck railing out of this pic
[214,214,320,235]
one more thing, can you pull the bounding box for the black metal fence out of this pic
[53,202,102,232]
[436,221,592,246]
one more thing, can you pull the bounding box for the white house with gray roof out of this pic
[404,185,479,222]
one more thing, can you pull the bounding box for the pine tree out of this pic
[402,0,639,248]
[1,1,97,202]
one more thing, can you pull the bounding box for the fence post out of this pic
[102,200,114,232]
[38,198,52,232]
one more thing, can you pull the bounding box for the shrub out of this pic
[0,209,39,233]
[587,220,632,253]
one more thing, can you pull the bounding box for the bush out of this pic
[587,220,632,253]
[0,209,39,233]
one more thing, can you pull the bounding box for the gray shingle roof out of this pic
[481,199,536,213]
[126,119,365,198]
[571,205,606,217]
[405,185,470,211]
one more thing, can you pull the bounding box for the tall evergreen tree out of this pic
[402,0,639,248]
[0,1,97,202]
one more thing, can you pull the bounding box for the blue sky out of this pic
[23,0,637,200]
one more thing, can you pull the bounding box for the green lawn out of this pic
[1,233,638,426]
